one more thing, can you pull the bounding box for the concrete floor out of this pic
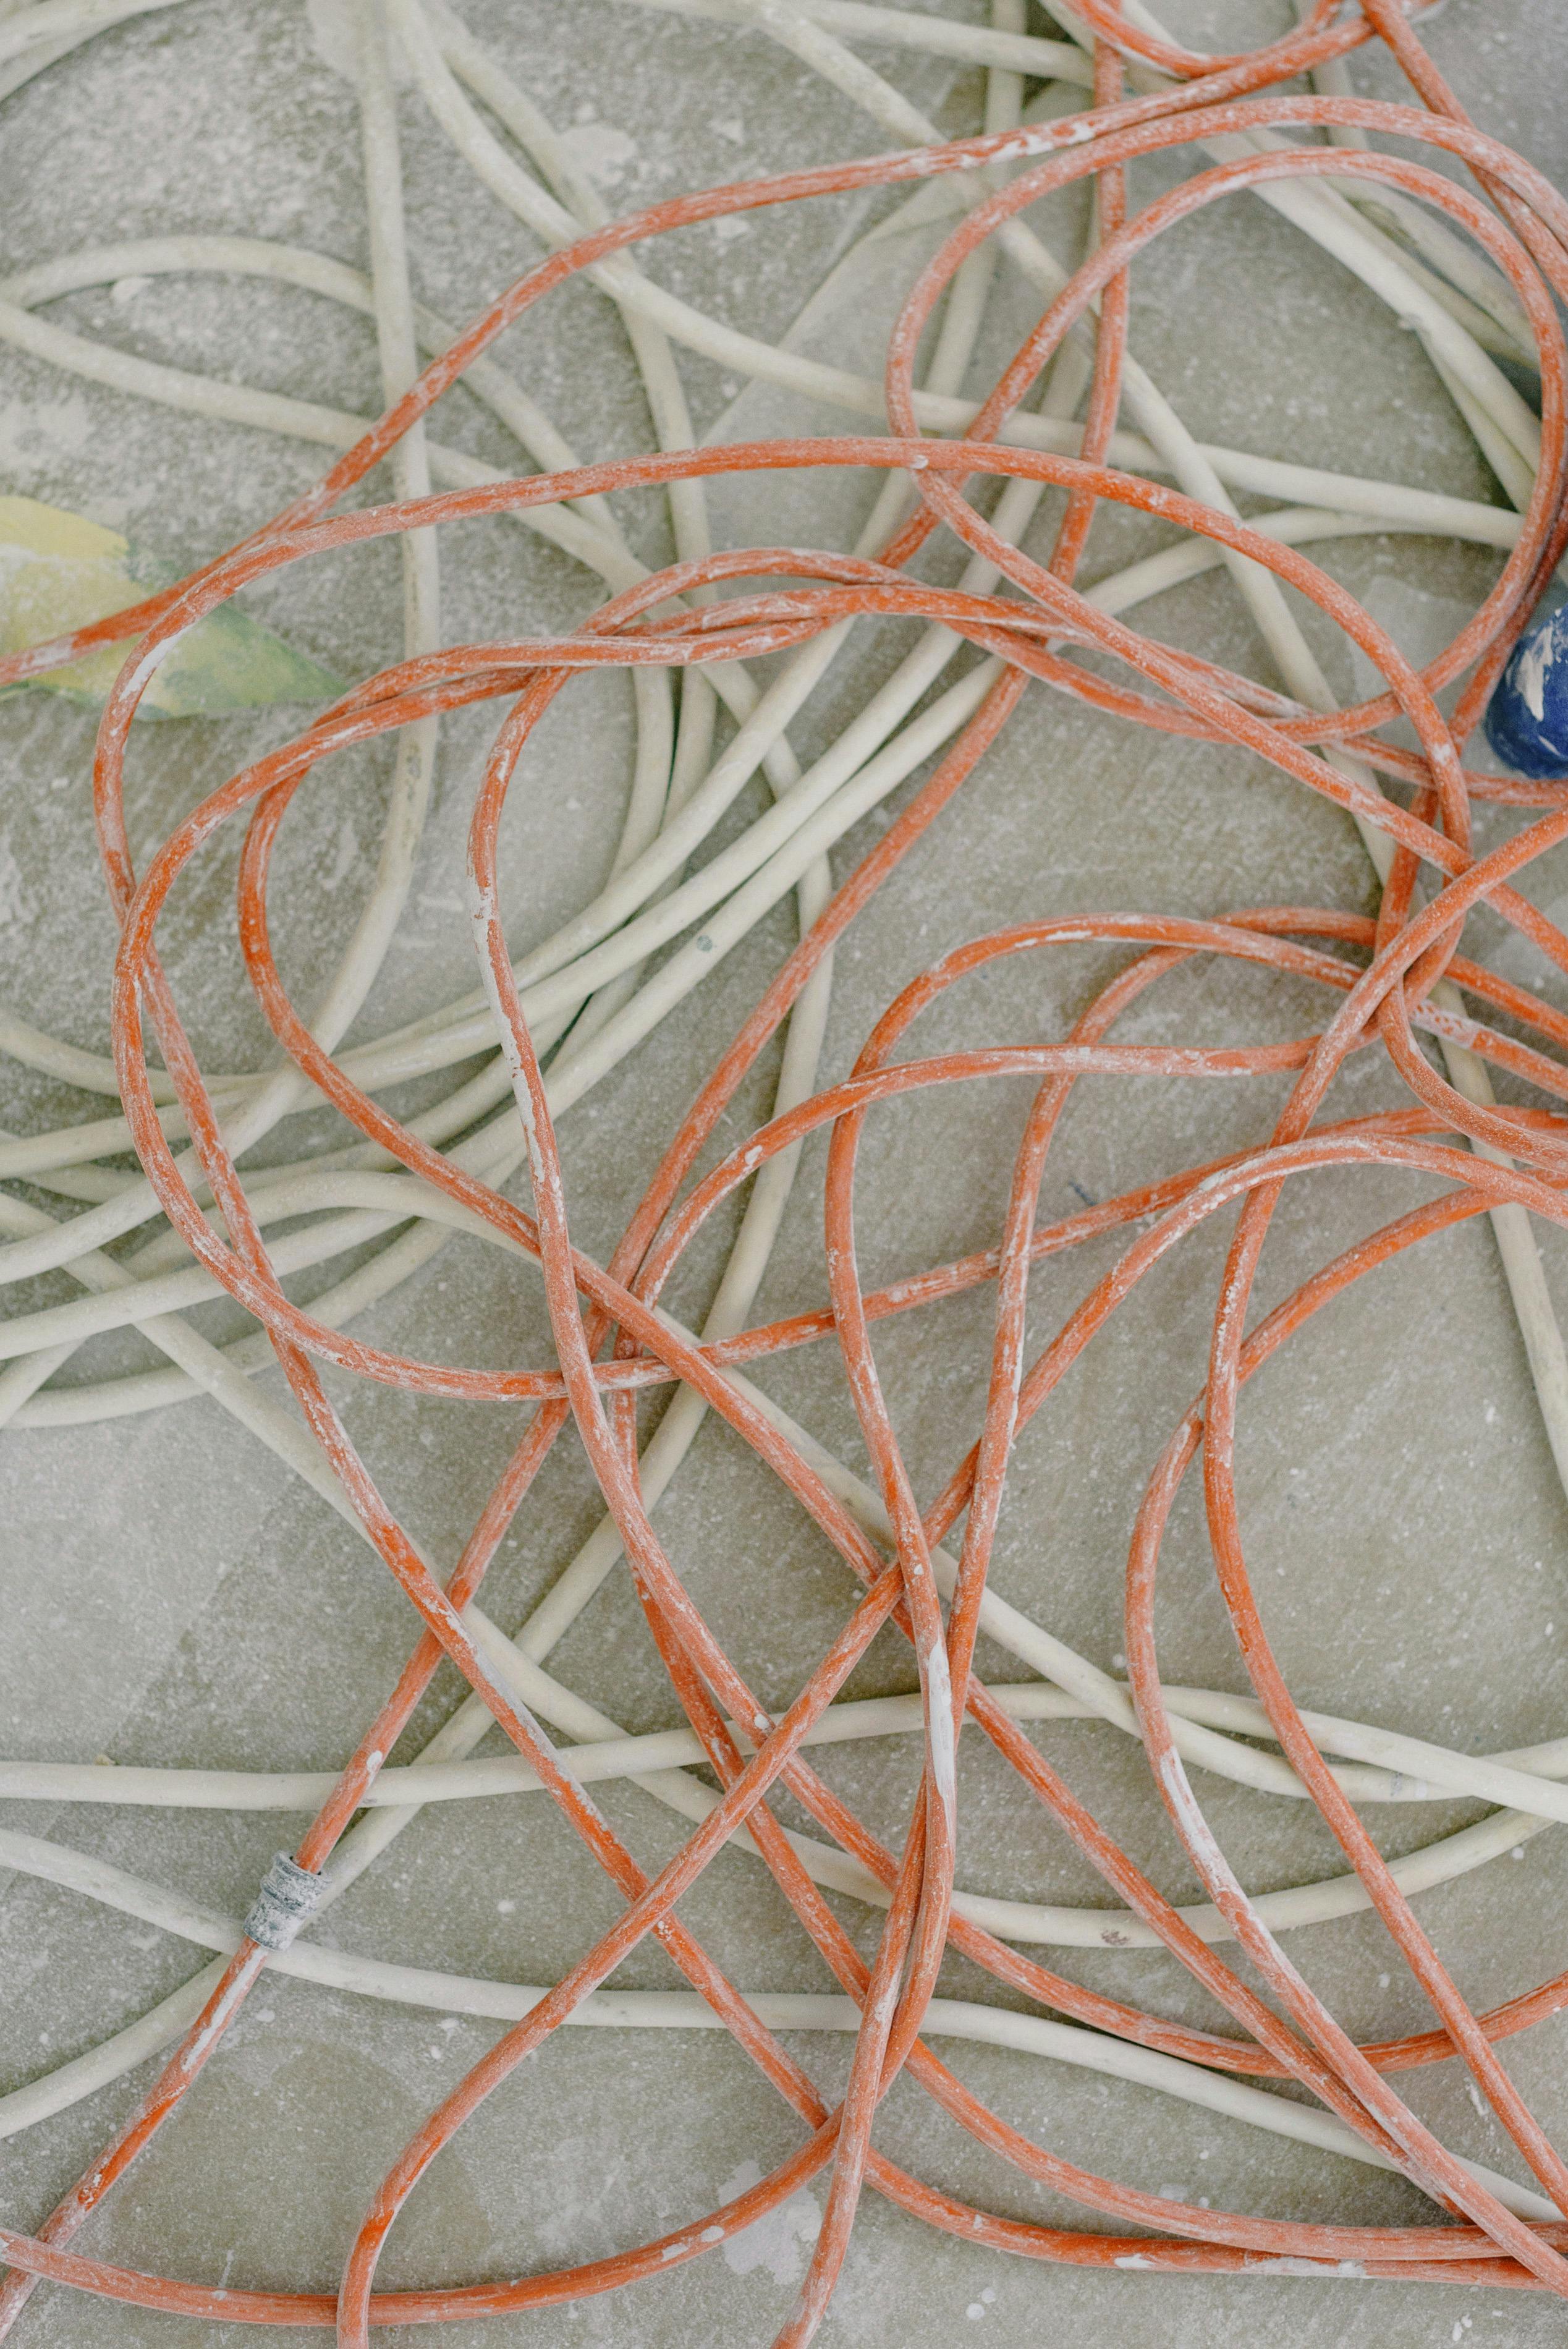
[4,2,1568,2342]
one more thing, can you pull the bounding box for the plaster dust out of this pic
[4,2,1568,2346]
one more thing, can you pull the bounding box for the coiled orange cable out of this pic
[9,6,1568,2340]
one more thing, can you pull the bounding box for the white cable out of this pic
[0,1817,1554,2220]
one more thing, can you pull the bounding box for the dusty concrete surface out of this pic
[3,2,1568,2342]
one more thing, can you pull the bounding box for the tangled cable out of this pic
[9,0,1568,2338]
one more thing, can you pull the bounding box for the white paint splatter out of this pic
[717,2159,821,2285]
[1517,621,1554,721]
[558,122,638,190]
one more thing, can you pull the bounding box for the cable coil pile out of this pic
[10,0,1568,2337]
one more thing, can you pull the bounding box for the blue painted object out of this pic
[1485,603,1568,779]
